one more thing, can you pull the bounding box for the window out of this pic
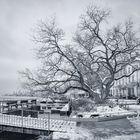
[128,67,131,74]
[123,68,126,74]
[110,90,112,95]
[125,78,128,84]
[42,106,46,110]
[121,70,123,76]
[119,80,121,85]
[132,75,134,82]
[129,77,131,83]
[122,78,124,85]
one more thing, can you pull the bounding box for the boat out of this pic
[72,105,137,123]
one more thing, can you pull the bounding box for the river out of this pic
[0,118,140,140]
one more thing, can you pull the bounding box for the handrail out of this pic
[0,113,76,132]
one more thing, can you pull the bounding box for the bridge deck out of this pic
[0,114,76,133]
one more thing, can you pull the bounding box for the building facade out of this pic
[110,62,140,99]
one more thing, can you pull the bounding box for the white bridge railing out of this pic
[0,114,76,132]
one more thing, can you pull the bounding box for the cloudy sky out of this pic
[0,0,140,95]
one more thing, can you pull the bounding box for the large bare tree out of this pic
[21,6,140,103]
[74,6,140,101]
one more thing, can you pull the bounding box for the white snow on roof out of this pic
[61,104,69,111]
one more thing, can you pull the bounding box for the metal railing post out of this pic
[48,111,50,134]
[21,108,23,133]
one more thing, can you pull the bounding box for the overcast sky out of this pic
[0,0,140,95]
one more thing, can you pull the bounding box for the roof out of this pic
[0,96,37,101]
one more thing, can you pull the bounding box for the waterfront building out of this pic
[110,60,140,99]
[65,90,89,99]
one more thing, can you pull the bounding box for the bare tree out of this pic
[74,6,140,102]
[21,6,140,103]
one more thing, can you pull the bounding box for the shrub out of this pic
[72,98,95,111]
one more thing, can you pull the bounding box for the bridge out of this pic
[0,113,76,136]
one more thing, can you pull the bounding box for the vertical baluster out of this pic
[19,116,21,127]
[1,114,3,124]
[40,118,42,128]
[23,116,25,127]
[27,117,29,127]
[18,116,20,127]
[29,117,31,127]
[7,115,9,125]
[26,117,28,127]
[31,117,32,128]
[32,118,34,128]
[39,118,41,128]
[3,114,5,124]
[7,115,8,124]
[7,115,9,124]
[39,117,41,128]
[6,115,8,125]
[25,117,27,127]
[2,114,4,124]
[11,115,13,125]
[37,118,38,128]
[37,118,39,128]
[32,117,34,128]
[13,115,15,126]
[14,116,16,126]
[13,115,14,125]
[34,118,35,128]
[16,116,18,126]
[0,114,1,123]
[35,118,37,128]
[42,118,44,129]
[43,118,45,129]
[23,117,25,127]
[38,118,40,128]
[5,114,6,124]
[9,115,10,125]
[28,117,30,127]
[10,115,12,125]
[3,114,5,125]
[6,115,8,124]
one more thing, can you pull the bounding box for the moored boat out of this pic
[72,105,137,123]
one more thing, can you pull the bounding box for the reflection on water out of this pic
[0,132,37,140]
[0,118,140,140]
[79,118,135,138]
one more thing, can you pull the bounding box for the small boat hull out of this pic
[73,113,137,123]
